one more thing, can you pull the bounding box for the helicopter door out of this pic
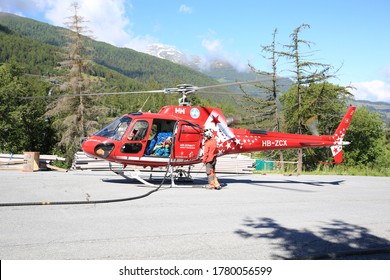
[119,120,150,156]
[174,123,202,160]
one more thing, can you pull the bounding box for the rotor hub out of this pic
[176,84,196,106]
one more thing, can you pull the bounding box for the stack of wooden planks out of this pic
[72,152,255,174]
[72,152,123,171]
[0,154,25,170]
[0,153,66,171]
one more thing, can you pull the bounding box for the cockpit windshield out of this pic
[95,116,132,140]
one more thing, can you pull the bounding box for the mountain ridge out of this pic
[0,12,219,88]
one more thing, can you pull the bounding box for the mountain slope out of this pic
[351,100,390,122]
[145,42,293,97]
[0,12,220,89]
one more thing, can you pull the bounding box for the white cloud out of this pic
[178,4,193,14]
[201,39,222,52]
[41,0,134,47]
[351,80,390,102]
[350,67,390,102]
[199,38,248,72]
[1,0,164,53]
[124,35,160,53]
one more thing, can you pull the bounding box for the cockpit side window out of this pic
[127,120,149,141]
[120,120,150,154]
[95,116,132,140]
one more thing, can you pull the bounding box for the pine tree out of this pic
[278,24,334,173]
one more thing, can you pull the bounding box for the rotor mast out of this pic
[176,84,196,106]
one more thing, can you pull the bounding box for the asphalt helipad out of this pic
[0,170,389,259]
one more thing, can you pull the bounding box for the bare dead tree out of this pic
[243,29,287,170]
[46,1,105,164]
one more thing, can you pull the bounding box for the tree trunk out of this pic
[297,148,303,175]
[279,151,285,173]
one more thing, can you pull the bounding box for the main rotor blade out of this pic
[20,89,169,99]
[20,77,274,99]
[196,77,274,91]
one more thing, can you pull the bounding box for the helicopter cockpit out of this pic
[89,114,177,159]
[95,116,132,141]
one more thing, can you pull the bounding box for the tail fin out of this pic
[331,105,356,163]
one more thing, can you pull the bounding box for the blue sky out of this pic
[1,0,389,102]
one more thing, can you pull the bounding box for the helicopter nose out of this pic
[82,137,115,159]
[81,138,97,158]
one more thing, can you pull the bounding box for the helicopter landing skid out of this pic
[109,169,214,189]
[113,169,158,187]
[110,164,179,187]
[110,165,197,188]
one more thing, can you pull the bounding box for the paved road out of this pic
[0,170,389,259]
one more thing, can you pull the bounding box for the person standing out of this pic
[202,129,221,190]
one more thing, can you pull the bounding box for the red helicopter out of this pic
[81,81,356,185]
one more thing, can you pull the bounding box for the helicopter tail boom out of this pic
[222,105,356,164]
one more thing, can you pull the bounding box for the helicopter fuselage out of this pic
[81,105,356,167]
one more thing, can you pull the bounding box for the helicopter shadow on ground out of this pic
[234,217,390,259]
[100,173,344,192]
[216,174,345,193]
[100,175,210,189]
